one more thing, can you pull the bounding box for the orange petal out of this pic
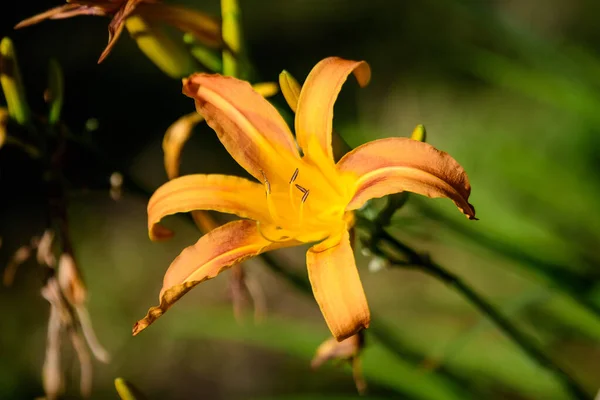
[162,112,204,180]
[148,174,271,241]
[295,57,370,162]
[182,73,300,182]
[337,138,476,219]
[133,220,289,335]
[306,230,370,341]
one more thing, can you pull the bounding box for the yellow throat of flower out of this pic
[257,153,355,245]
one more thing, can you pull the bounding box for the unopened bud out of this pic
[311,332,367,394]
[410,124,427,142]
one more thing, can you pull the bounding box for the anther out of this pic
[294,184,310,203]
[289,168,299,184]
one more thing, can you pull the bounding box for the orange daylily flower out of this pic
[133,56,476,340]
[15,0,220,63]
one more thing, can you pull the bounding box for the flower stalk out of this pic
[357,215,589,400]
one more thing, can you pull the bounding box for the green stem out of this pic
[358,216,589,400]
[413,198,600,317]
[259,252,477,398]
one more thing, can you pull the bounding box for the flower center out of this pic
[257,164,350,243]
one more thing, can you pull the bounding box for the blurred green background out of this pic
[2,0,600,399]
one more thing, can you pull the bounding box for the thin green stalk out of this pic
[259,253,478,398]
[358,216,589,400]
[413,198,600,317]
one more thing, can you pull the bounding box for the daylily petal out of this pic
[338,138,476,219]
[148,174,271,241]
[163,81,275,181]
[306,230,370,341]
[162,112,204,180]
[182,74,300,181]
[133,220,290,335]
[295,57,370,162]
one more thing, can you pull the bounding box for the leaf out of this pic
[0,37,31,125]
[124,16,197,79]
[46,59,64,125]
[221,0,241,77]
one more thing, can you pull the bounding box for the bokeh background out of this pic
[2,0,600,399]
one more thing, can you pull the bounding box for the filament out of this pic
[260,169,280,223]
[294,184,310,227]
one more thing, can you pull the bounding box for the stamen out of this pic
[301,189,310,203]
[289,168,299,184]
[295,184,309,200]
[288,168,300,212]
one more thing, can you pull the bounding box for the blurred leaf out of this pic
[221,0,241,77]
[125,16,197,79]
[0,37,31,125]
[115,377,147,400]
[253,396,390,400]
[46,59,64,125]
[169,306,470,400]
[470,50,600,124]
[0,107,7,148]
[183,33,223,73]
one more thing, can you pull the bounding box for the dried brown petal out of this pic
[58,253,87,306]
[43,305,64,400]
[3,245,32,286]
[311,332,366,395]
[36,230,56,268]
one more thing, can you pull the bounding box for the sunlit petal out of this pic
[295,57,370,161]
[306,230,370,341]
[183,73,300,181]
[338,138,476,219]
[148,174,271,240]
[133,220,291,335]
[162,112,204,180]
